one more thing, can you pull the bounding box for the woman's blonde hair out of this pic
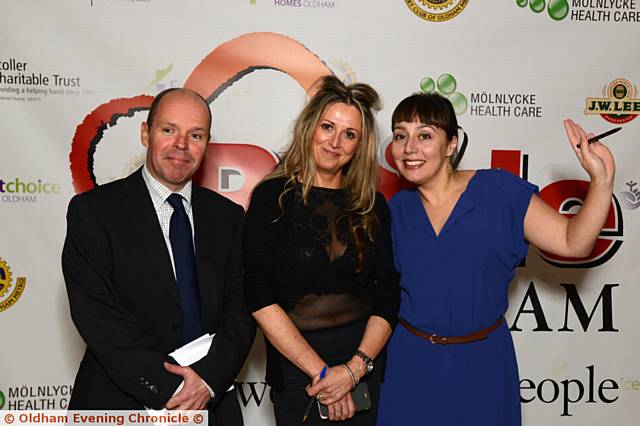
[266,75,382,270]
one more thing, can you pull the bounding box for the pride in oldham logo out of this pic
[516,0,570,21]
[0,257,26,312]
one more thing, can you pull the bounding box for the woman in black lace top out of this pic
[243,76,400,425]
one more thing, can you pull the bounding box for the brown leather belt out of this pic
[399,316,504,345]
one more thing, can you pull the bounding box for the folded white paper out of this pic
[145,332,232,417]
[169,333,215,366]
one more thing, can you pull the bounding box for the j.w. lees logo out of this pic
[584,78,640,124]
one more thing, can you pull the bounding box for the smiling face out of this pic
[390,121,457,186]
[311,102,362,188]
[141,90,211,191]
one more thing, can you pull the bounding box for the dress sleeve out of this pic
[370,193,401,327]
[495,169,539,265]
[243,179,285,313]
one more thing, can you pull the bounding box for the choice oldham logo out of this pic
[69,32,336,208]
[491,150,623,268]
[0,257,26,312]
[404,0,469,22]
[584,78,639,124]
[0,177,61,204]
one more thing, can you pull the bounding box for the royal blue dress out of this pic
[377,169,538,426]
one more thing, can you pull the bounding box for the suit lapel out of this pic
[122,170,181,307]
[192,186,219,321]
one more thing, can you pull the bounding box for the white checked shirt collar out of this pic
[142,164,193,213]
[141,165,194,277]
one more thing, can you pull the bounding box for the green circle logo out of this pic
[419,73,468,115]
[516,0,569,21]
[0,390,5,409]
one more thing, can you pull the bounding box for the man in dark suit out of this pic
[62,88,255,425]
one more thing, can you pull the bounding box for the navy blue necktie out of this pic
[167,193,202,345]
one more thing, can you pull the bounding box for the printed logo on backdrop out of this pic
[470,92,543,119]
[0,59,94,104]
[2,385,72,410]
[404,0,469,21]
[0,257,26,312]
[0,177,62,204]
[584,78,639,124]
[619,180,640,210]
[517,0,640,22]
[69,33,335,208]
[420,73,468,114]
[271,0,337,9]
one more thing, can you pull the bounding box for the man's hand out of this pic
[163,362,212,410]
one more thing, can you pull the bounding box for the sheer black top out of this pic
[244,177,399,327]
[243,178,400,387]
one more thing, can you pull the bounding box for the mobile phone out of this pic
[317,382,372,419]
[318,400,329,420]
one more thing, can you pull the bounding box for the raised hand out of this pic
[563,119,615,188]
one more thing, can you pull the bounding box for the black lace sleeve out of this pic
[243,178,285,313]
[370,193,401,327]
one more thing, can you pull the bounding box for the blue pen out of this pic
[319,364,328,379]
[302,365,328,423]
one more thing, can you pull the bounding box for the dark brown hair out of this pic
[392,92,465,169]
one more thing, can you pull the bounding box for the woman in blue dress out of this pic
[376,93,616,425]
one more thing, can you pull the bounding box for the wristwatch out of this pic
[354,350,374,376]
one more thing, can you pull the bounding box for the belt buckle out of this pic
[428,333,437,344]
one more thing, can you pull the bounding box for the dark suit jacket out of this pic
[62,169,255,422]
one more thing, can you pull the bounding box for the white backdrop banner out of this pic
[2,1,639,425]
